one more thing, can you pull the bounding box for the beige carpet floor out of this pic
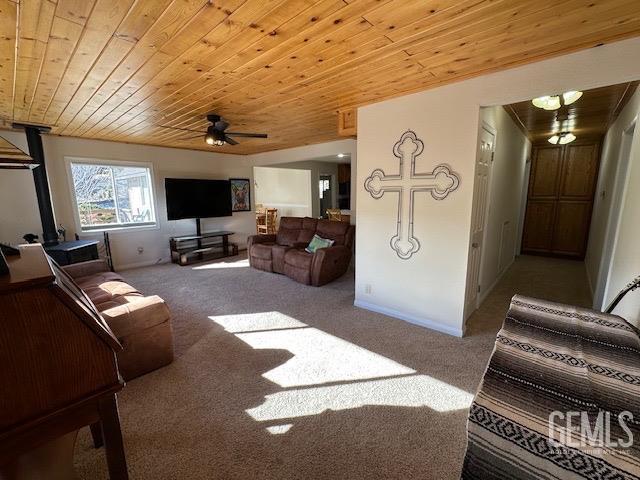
[73,254,592,479]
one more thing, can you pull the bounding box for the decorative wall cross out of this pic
[364,130,461,260]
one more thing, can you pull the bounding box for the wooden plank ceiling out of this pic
[506,82,639,143]
[1,0,640,155]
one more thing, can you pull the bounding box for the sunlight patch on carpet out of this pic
[209,311,471,433]
[266,424,293,434]
[192,258,249,270]
[210,311,307,333]
[236,327,415,387]
[246,375,474,421]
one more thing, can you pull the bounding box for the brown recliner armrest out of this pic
[247,234,276,250]
[310,245,352,286]
[247,234,276,268]
[63,258,110,279]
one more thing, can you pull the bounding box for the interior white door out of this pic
[465,126,495,317]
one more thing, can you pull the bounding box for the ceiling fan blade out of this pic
[215,120,229,131]
[225,132,268,138]
[224,135,239,145]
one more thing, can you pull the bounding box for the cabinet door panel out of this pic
[522,201,556,253]
[530,147,562,198]
[551,201,592,257]
[522,142,599,257]
[560,144,599,199]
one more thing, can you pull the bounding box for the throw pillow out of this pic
[305,234,334,254]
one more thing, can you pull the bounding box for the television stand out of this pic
[169,230,238,266]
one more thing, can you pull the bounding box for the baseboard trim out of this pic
[477,257,515,306]
[117,258,169,271]
[585,266,595,298]
[353,299,464,337]
[116,248,248,271]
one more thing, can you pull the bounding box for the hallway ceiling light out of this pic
[548,132,576,145]
[532,91,583,110]
[532,95,561,110]
[562,91,583,105]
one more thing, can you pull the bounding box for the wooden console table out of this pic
[169,231,238,266]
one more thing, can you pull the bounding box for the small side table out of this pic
[44,240,99,266]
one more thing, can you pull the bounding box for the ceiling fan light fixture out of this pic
[532,95,561,110]
[558,132,576,144]
[533,90,583,110]
[205,126,226,146]
[562,91,583,105]
[548,132,576,145]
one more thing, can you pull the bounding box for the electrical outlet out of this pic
[137,246,144,254]
[364,284,372,294]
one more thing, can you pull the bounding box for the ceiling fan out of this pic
[161,114,267,146]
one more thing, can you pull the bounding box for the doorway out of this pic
[465,124,495,316]
[319,174,333,217]
[465,81,638,324]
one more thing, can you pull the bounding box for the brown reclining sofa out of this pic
[247,217,355,286]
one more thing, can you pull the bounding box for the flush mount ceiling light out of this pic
[548,132,576,145]
[562,90,583,105]
[532,95,561,110]
[337,153,345,158]
[532,91,583,110]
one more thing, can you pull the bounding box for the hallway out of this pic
[466,255,593,336]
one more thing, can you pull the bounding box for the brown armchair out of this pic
[248,217,354,286]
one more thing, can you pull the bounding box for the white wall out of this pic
[355,37,640,337]
[0,132,357,270]
[0,155,40,246]
[250,139,357,224]
[586,86,640,326]
[0,131,253,269]
[253,166,312,218]
[274,160,341,218]
[477,106,531,304]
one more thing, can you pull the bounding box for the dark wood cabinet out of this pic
[522,141,600,259]
[0,244,128,478]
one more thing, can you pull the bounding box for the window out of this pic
[69,160,156,231]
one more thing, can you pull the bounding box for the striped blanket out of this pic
[462,295,640,480]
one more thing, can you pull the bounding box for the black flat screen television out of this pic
[165,178,232,220]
